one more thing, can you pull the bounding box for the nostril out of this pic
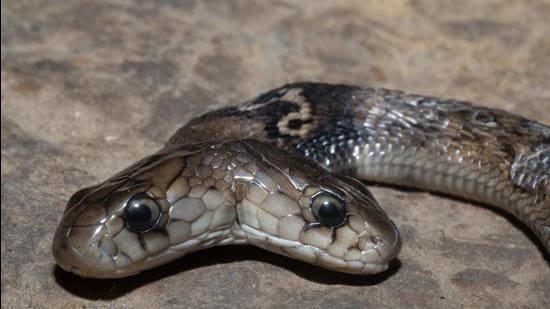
[371,234,383,245]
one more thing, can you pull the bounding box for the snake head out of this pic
[53,141,400,278]
[237,140,401,274]
[53,147,197,278]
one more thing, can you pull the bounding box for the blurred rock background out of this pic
[2,1,549,307]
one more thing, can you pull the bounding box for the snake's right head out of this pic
[236,140,401,274]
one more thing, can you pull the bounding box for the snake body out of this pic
[53,82,549,278]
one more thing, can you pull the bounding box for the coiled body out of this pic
[53,82,549,278]
[171,83,550,249]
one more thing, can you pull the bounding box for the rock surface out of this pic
[2,1,549,308]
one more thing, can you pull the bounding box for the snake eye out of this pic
[311,193,347,228]
[123,194,161,233]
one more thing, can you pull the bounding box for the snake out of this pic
[52,82,550,278]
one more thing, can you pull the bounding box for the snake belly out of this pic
[53,82,549,278]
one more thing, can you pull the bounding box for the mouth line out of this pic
[239,224,389,273]
[56,220,390,278]
[57,227,238,279]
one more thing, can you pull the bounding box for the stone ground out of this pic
[2,1,549,308]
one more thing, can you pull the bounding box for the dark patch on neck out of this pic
[180,82,363,146]
[252,100,301,139]
[288,119,305,130]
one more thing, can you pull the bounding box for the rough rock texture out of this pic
[2,1,549,308]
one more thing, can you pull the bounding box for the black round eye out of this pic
[123,194,161,233]
[311,193,346,228]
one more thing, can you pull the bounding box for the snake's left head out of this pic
[52,149,188,278]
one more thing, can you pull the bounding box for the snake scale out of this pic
[53,82,549,278]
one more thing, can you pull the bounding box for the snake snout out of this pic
[367,219,401,264]
[52,190,122,278]
[52,223,108,278]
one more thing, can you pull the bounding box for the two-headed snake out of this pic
[53,82,549,278]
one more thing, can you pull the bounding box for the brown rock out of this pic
[2,1,549,307]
